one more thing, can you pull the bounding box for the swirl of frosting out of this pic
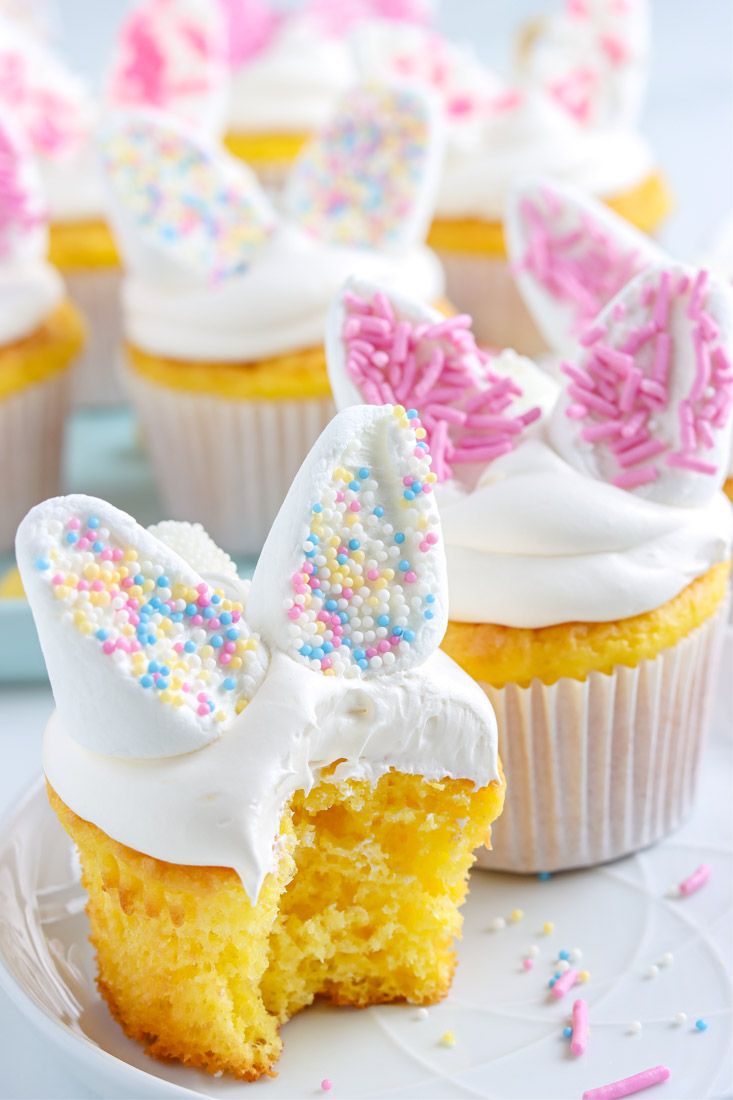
[439,436,733,627]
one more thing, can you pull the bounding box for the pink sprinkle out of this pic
[678,863,711,897]
[582,1065,670,1100]
[102,641,116,655]
[51,574,63,585]
[366,570,380,582]
[112,548,124,561]
[613,466,659,490]
[522,958,534,971]
[77,580,89,591]
[342,587,353,599]
[231,611,241,623]
[404,571,417,583]
[366,647,377,660]
[77,537,90,552]
[335,491,345,503]
[287,607,301,620]
[426,532,438,545]
[100,549,113,561]
[551,968,579,999]
[91,580,104,592]
[197,692,208,703]
[191,614,204,626]
[321,1081,333,1094]
[174,643,184,654]
[219,654,232,666]
[349,502,361,512]
[666,453,717,475]
[579,323,606,346]
[378,640,391,653]
[66,517,81,530]
[321,658,333,670]
[197,704,209,717]
[121,577,133,589]
[197,583,208,594]
[224,641,236,653]
[198,595,210,608]
[571,998,589,1056]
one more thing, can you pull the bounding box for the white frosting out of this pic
[44,648,499,900]
[37,143,106,225]
[439,436,733,627]
[124,223,444,360]
[226,16,355,134]
[0,260,63,344]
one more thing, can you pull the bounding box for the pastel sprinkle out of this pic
[522,957,534,971]
[695,1018,708,1031]
[542,921,555,935]
[415,1007,429,1021]
[321,1079,333,1092]
[678,863,711,897]
[673,1012,687,1026]
[571,998,589,1055]
[489,917,506,932]
[440,1031,456,1047]
[582,1065,670,1100]
[628,1020,642,1035]
[563,1026,573,1039]
[509,908,524,923]
[551,968,579,999]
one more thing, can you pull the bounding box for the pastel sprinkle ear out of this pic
[17,496,268,758]
[0,116,46,260]
[283,82,443,254]
[506,180,663,355]
[106,0,228,133]
[100,112,277,285]
[246,405,447,677]
[147,520,251,603]
[550,263,733,505]
[326,278,542,482]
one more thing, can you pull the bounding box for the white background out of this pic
[0,1,732,1097]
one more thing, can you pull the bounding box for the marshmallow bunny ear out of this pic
[325,278,542,483]
[0,115,47,260]
[246,405,447,677]
[0,17,94,159]
[16,496,268,759]
[282,82,443,254]
[106,0,228,134]
[100,112,277,285]
[550,263,733,505]
[517,0,649,129]
[147,520,251,603]
[506,180,664,354]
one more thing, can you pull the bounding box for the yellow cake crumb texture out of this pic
[427,171,673,257]
[0,299,85,401]
[48,220,119,271]
[223,130,309,166]
[0,567,24,600]
[49,767,504,1081]
[442,562,730,689]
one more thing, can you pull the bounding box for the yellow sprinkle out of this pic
[367,596,379,608]
[242,638,257,651]
[235,698,248,715]
[54,585,70,600]
[159,691,172,705]
[124,548,137,561]
[77,621,93,635]
[578,970,590,983]
[129,585,143,599]
[542,922,555,935]
[172,696,185,708]
[510,909,524,923]
[352,550,365,563]
[229,657,243,670]
[440,1031,456,1048]
[83,564,99,580]
[215,710,226,723]
[393,404,405,416]
[425,472,438,484]
[415,428,427,439]
[383,569,395,581]
[64,573,78,586]
[121,624,135,637]
[143,578,155,592]
[200,645,214,660]
[374,578,388,590]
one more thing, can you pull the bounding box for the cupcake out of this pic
[18,404,505,1081]
[326,263,733,871]
[356,0,671,354]
[0,116,84,551]
[101,84,447,554]
[217,0,431,189]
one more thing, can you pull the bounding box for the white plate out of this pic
[0,750,731,1100]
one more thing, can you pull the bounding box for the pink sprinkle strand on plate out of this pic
[571,997,589,1055]
[678,863,711,897]
[582,1064,671,1100]
[551,966,579,999]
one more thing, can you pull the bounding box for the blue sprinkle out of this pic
[149,597,161,610]
[354,648,366,661]
[394,532,405,544]
[223,677,236,691]
[299,645,312,657]
[377,614,390,627]
[392,626,403,636]
[87,516,100,529]
[210,635,224,648]
[157,575,170,588]
[358,658,369,670]
[208,700,215,712]
[538,871,552,882]
[34,557,50,571]
[325,599,338,611]
[203,607,216,619]
[341,637,352,647]
[403,490,415,501]
[426,594,435,604]
[348,539,360,550]
[349,480,360,491]
[220,612,232,625]
[147,634,156,645]
[424,610,434,620]
[403,630,415,643]
[65,532,78,544]
[558,950,570,961]
[148,661,159,673]
[306,548,316,558]
[211,594,221,604]
[312,502,322,513]
[158,666,170,677]
[399,560,410,571]
[139,675,153,688]
[554,971,562,980]
[337,553,348,565]
[548,978,557,988]
[695,1019,708,1031]
[373,506,384,518]
[226,628,239,641]
[406,408,418,419]
[339,611,349,624]
[134,574,145,585]
[311,648,324,660]
[184,641,196,653]
[562,1027,572,1039]
[307,533,319,544]
[412,482,422,493]
[96,629,109,641]
[92,541,104,554]
[322,641,333,654]
[171,613,183,623]
[358,467,369,479]
[185,603,197,616]
[155,680,168,691]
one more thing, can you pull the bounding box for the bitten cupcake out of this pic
[327,263,733,871]
[18,404,505,1081]
[217,0,431,189]
[356,0,671,353]
[101,85,446,554]
[0,117,84,551]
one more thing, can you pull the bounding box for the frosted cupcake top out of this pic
[326,265,733,627]
[19,405,500,900]
[0,116,62,343]
[217,0,432,135]
[356,0,655,221]
[100,85,445,362]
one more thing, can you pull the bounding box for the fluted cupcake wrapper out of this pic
[475,603,728,873]
[64,269,125,408]
[126,369,335,555]
[0,372,71,551]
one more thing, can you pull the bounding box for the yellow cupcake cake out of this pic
[0,116,84,550]
[326,261,733,872]
[18,405,505,1080]
[100,84,447,554]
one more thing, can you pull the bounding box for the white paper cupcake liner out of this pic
[473,603,728,873]
[63,268,125,408]
[126,369,335,555]
[0,370,71,551]
[435,251,548,356]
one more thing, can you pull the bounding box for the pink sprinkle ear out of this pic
[340,289,541,482]
[551,265,733,503]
